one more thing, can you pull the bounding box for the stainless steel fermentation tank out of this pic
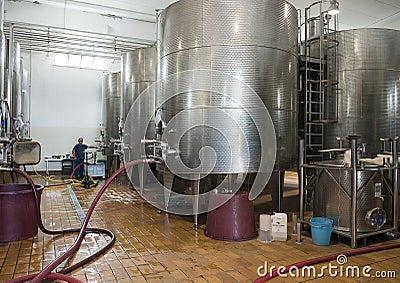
[7,40,20,124]
[4,39,23,137]
[313,162,391,232]
[324,29,400,153]
[302,29,400,245]
[121,47,157,127]
[102,72,121,158]
[299,136,399,248]
[4,38,29,140]
[121,47,157,190]
[157,0,298,198]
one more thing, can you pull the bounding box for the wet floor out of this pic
[0,172,399,282]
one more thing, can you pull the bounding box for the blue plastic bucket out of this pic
[310,217,333,246]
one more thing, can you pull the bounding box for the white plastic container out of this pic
[259,214,272,230]
[258,214,272,243]
[271,213,287,241]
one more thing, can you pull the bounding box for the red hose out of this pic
[7,272,83,283]
[13,169,116,278]
[70,161,85,179]
[253,242,400,282]
[6,159,146,283]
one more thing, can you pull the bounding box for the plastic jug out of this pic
[271,213,287,241]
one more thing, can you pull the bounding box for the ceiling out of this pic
[25,0,400,30]
[291,0,400,30]
[6,0,400,58]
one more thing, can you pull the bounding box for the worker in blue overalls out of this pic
[72,137,93,179]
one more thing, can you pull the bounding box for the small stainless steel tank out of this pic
[8,40,21,122]
[102,72,121,155]
[313,161,390,232]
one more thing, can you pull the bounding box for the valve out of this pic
[365,207,386,230]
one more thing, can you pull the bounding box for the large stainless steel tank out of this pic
[121,47,157,124]
[102,72,121,155]
[157,0,298,173]
[324,29,400,154]
[313,162,390,232]
[121,47,157,148]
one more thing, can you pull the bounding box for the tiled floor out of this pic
[0,172,399,282]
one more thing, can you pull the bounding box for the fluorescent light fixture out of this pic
[327,0,339,15]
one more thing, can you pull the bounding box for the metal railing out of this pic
[3,21,154,59]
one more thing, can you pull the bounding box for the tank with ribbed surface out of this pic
[157,0,298,173]
[324,28,400,154]
[102,71,121,155]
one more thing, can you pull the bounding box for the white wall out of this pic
[23,51,104,171]
[4,1,153,171]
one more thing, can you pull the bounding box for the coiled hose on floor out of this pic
[6,159,146,283]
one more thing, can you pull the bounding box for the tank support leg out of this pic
[391,137,399,231]
[192,176,200,230]
[138,163,148,196]
[271,170,285,212]
[348,135,360,248]
[163,170,174,212]
[299,139,305,222]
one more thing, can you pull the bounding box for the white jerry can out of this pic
[271,212,287,241]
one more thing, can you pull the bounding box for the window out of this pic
[54,53,107,70]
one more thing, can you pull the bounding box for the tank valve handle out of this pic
[365,207,386,230]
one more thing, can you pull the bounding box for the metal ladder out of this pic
[301,1,339,164]
[298,2,339,206]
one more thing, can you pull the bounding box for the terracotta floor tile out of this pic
[1,264,15,275]
[0,178,398,283]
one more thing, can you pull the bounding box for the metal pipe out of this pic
[319,1,324,122]
[9,21,153,43]
[7,24,14,138]
[52,0,156,23]
[297,9,302,43]
[2,21,153,59]
[4,21,153,44]
[278,170,285,212]
[299,139,305,221]
[15,46,121,60]
[348,135,359,248]
[391,137,399,231]
[8,30,148,49]
[0,0,3,32]
[304,6,309,123]
[11,43,148,59]
[9,36,148,53]
[118,58,124,139]
[10,34,142,52]
[193,177,200,230]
